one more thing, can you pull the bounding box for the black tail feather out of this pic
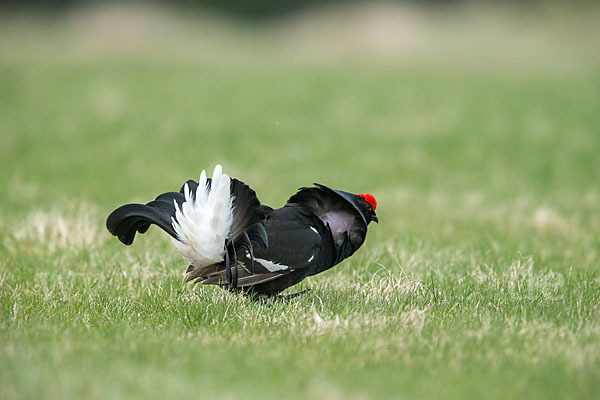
[240,232,255,274]
[224,244,231,285]
[232,242,238,288]
[247,222,268,250]
[108,174,271,291]
[179,178,210,201]
[228,179,265,243]
[106,191,185,245]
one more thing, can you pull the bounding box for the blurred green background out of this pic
[1,1,599,399]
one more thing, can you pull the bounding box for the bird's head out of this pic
[291,184,379,228]
[315,185,379,226]
[358,193,378,224]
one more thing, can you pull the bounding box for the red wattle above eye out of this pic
[358,193,377,211]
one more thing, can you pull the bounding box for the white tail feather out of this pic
[171,165,233,267]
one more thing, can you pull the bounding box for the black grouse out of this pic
[106,165,378,297]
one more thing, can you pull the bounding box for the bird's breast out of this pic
[319,210,354,239]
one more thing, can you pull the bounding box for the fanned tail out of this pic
[181,169,268,287]
[106,165,268,289]
[106,191,185,245]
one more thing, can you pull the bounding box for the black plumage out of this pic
[106,173,378,297]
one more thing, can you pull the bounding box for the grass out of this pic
[1,4,600,399]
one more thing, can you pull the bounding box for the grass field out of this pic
[1,4,600,399]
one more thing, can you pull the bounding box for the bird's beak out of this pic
[372,215,379,224]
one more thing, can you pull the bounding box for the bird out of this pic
[106,165,378,298]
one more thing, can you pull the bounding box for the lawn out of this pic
[1,5,600,399]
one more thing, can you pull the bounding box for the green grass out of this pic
[2,6,600,399]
